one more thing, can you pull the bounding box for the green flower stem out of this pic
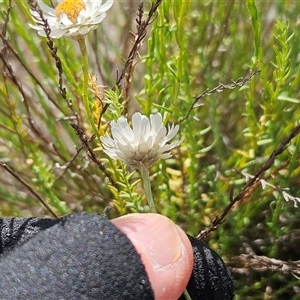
[183,289,192,300]
[139,163,157,213]
[77,36,100,140]
[139,166,191,298]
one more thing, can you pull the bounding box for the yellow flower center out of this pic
[55,0,86,23]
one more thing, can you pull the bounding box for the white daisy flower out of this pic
[29,0,113,39]
[100,112,182,168]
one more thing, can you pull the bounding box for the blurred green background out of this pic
[1,0,300,298]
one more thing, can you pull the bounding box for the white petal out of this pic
[97,0,113,12]
[144,134,155,149]
[59,14,74,26]
[116,143,136,158]
[165,124,179,141]
[37,29,47,37]
[139,141,151,154]
[158,139,182,154]
[38,1,55,16]
[160,153,172,160]
[150,113,163,134]
[114,148,133,160]
[28,23,42,30]
[50,29,69,38]
[153,127,167,145]
[29,10,41,19]
[103,149,118,159]
[77,26,90,35]
[84,1,93,15]
[132,112,143,136]
[67,27,79,34]
[77,10,88,22]
[100,136,115,147]
[89,14,106,24]
[112,118,135,141]
[140,116,151,139]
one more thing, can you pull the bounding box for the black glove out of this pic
[0,212,234,299]
[179,235,234,300]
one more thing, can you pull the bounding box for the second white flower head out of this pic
[30,0,113,39]
[101,112,182,168]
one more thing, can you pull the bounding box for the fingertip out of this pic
[112,213,193,299]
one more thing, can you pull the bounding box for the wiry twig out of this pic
[241,172,300,208]
[123,3,146,114]
[115,0,161,88]
[0,31,67,116]
[28,0,78,120]
[226,254,300,276]
[54,145,85,181]
[180,70,261,123]
[0,1,65,116]
[0,162,58,218]
[102,202,114,217]
[0,49,55,152]
[197,122,300,241]
[70,123,117,188]
[101,0,162,118]
[0,0,13,68]
[1,0,13,36]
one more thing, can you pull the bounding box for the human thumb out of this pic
[112,213,193,300]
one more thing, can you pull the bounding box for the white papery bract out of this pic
[29,0,113,39]
[101,112,182,168]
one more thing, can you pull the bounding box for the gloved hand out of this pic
[0,212,234,299]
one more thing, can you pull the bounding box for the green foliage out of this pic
[29,150,70,215]
[1,0,300,298]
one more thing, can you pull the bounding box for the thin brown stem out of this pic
[0,162,58,218]
[197,122,300,241]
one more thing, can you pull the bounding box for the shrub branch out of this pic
[101,0,163,118]
[0,162,58,218]
[70,123,117,188]
[197,122,300,241]
[226,254,300,277]
[28,0,78,119]
[180,69,261,123]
